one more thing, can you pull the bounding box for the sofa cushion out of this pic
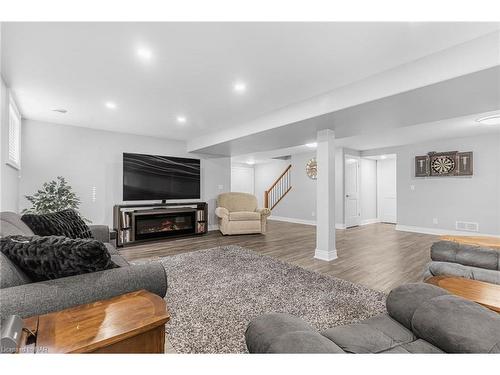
[412,295,500,353]
[424,261,500,285]
[431,241,499,270]
[0,235,118,282]
[21,209,92,239]
[381,339,443,353]
[0,211,35,237]
[321,314,415,353]
[267,331,345,353]
[0,252,32,288]
[229,211,260,221]
[217,192,258,212]
[386,283,449,330]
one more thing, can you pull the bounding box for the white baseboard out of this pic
[269,215,316,226]
[361,218,381,226]
[314,248,338,261]
[208,224,219,232]
[395,224,500,238]
[269,215,346,229]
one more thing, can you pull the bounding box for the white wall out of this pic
[360,158,377,223]
[230,163,255,194]
[20,119,230,228]
[377,158,397,223]
[254,159,289,208]
[363,133,500,235]
[254,149,345,225]
[0,77,20,212]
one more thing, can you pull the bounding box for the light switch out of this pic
[410,185,415,191]
[217,184,224,190]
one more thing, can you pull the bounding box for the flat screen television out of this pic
[123,153,201,201]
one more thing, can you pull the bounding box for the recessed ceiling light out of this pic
[233,81,247,93]
[137,48,153,61]
[52,108,67,114]
[476,114,500,125]
[380,155,387,160]
[105,101,117,109]
[176,115,187,124]
[246,160,255,165]
[305,142,318,148]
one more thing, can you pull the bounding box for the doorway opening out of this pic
[345,153,397,228]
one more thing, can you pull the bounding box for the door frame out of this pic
[344,154,361,228]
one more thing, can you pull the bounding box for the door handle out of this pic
[345,194,350,198]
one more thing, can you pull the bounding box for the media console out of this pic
[113,202,208,247]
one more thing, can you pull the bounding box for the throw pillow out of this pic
[0,235,119,282]
[21,209,92,239]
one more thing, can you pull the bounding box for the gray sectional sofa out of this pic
[0,211,168,319]
[245,283,500,353]
[423,240,500,284]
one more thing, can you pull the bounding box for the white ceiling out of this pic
[2,22,499,141]
[231,110,500,165]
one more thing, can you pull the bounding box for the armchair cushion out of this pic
[229,211,260,221]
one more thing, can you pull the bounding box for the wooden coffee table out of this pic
[425,276,500,313]
[19,290,170,353]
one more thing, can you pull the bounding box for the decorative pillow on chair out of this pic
[0,235,118,282]
[21,209,92,239]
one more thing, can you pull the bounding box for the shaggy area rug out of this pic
[134,246,386,353]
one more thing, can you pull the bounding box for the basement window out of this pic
[7,94,21,170]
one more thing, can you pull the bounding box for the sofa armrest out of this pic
[89,224,111,243]
[424,261,500,285]
[0,263,167,318]
[256,208,271,217]
[215,207,229,219]
[431,241,499,270]
[245,313,344,353]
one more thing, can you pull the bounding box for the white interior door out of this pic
[345,156,361,228]
[377,158,397,223]
[231,166,255,195]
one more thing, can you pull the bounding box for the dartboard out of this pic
[431,156,455,174]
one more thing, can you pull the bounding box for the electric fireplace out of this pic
[133,210,196,241]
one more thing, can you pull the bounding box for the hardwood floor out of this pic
[120,220,437,293]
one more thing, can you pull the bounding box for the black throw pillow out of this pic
[0,235,118,282]
[21,209,92,239]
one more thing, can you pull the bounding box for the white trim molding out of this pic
[269,215,346,229]
[361,218,381,226]
[314,248,338,261]
[395,224,500,238]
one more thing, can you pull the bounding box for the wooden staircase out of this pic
[264,165,292,210]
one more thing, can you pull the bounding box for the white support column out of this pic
[314,129,337,261]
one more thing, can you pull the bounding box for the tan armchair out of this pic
[215,192,271,235]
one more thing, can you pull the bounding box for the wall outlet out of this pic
[217,184,224,190]
[432,218,438,225]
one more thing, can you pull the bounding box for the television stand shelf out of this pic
[113,202,208,247]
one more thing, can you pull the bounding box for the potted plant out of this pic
[23,176,89,221]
